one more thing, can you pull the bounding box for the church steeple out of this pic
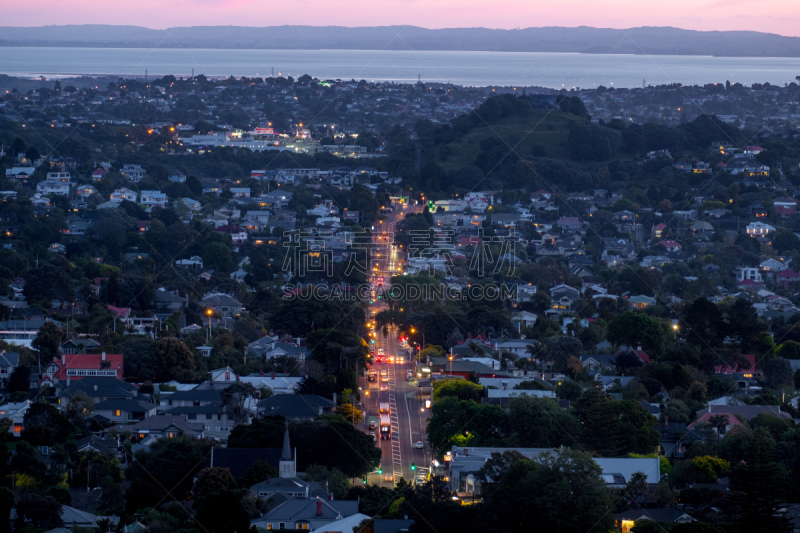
[279,421,296,478]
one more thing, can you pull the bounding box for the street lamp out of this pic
[410,327,425,354]
[448,355,453,376]
[206,309,213,342]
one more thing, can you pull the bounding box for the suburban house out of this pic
[250,498,365,532]
[121,164,146,182]
[0,400,31,436]
[110,188,138,203]
[131,414,206,439]
[140,190,168,208]
[0,351,19,379]
[256,394,335,420]
[201,293,244,317]
[40,353,124,386]
[94,399,157,421]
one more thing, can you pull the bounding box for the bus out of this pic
[379,402,390,414]
[380,414,391,439]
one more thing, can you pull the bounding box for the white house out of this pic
[746,222,775,236]
[735,267,763,283]
[36,180,70,196]
[110,188,138,203]
[140,190,168,208]
[121,164,146,183]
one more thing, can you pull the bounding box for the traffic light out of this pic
[377,467,383,474]
[411,463,416,471]
[362,475,367,485]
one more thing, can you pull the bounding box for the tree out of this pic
[22,402,72,446]
[22,264,75,303]
[765,357,793,389]
[14,493,63,530]
[546,336,583,370]
[98,476,124,513]
[505,396,581,448]
[66,390,95,428]
[193,467,250,533]
[31,321,65,361]
[775,340,800,359]
[725,428,790,533]
[336,402,363,424]
[483,448,614,532]
[221,382,261,426]
[126,436,215,512]
[154,337,196,381]
[0,487,14,533]
[724,298,767,353]
[432,379,484,401]
[237,460,278,489]
[626,471,649,506]
[683,298,726,348]
[607,312,668,355]
[7,365,30,395]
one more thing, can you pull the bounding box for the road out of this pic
[360,204,431,487]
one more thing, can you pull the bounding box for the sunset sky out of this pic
[3,0,800,37]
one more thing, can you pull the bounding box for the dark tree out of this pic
[31,321,65,361]
[14,493,63,530]
[22,264,75,303]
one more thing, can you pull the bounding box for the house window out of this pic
[188,414,197,420]
[296,524,309,530]
[206,414,212,420]
[278,524,285,530]
[266,526,272,530]
[225,372,230,380]
[215,426,221,432]
[115,410,121,417]
[13,425,22,434]
[168,432,174,438]
[193,401,201,406]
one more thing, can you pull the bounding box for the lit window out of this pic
[115,410,121,417]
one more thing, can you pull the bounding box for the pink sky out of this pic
[4,0,800,37]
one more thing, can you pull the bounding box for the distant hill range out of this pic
[2,25,800,57]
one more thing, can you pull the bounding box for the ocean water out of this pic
[1,47,800,88]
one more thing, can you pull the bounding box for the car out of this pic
[415,441,424,449]
[415,476,426,485]
[376,356,382,363]
[381,376,389,382]
[369,432,377,442]
[377,348,384,355]
[380,369,388,376]
[381,384,388,391]
[383,474,393,482]
[369,421,377,430]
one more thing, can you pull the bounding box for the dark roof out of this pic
[257,405,321,419]
[95,399,154,412]
[166,404,232,415]
[76,435,118,454]
[131,414,205,433]
[166,389,223,402]
[0,352,19,366]
[257,394,334,409]
[374,519,415,533]
[697,405,788,420]
[211,448,282,479]
[262,498,359,521]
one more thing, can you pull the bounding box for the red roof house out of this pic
[777,269,800,289]
[41,352,124,386]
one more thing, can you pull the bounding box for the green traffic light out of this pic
[378,468,382,474]
[411,463,416,470]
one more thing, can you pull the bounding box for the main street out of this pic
[359,204,431,487]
